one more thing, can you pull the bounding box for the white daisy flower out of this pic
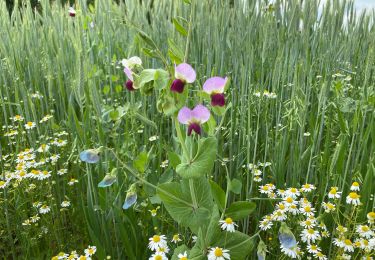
[84,246,97,256]
[328,187,341,199]
[350,182,360,191]
[346,192,361,206]
[285,187,300,199]
[39,205,51,214]
[287,204,300,215]
[336,225,348,234]
[356,225,374,239]
[156,245,169,255]
[342,239,354,252]
[259,216,273,231]
[219,217,238,232]
[149,252,168,260]
[207,247,230,260]
[24,122,36,130]
[300,218,316,229]
[178,251,188,260]
[280,244,300,259]
[37,144,50,153]
[322,202,336,213]
[300,229,321,243]
[68,178,78,186]
[367,211,375,224]
[272,210,287,221]
[61,201,71,208]
[299,205,315,217]
[307,244,321,254]
[314,252,328,260]
[148,235,167,251]
[0,180,8,189]
[57,169,68,175]
[300,184,315,193]
[333,237,346,248]
[171,234,182,244]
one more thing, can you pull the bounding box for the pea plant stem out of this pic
[109,149,194,208]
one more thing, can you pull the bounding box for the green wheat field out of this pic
[0,0,374,259]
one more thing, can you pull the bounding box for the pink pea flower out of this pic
[170,63,196,93]
[177,105,210,136]
[203,77,228,107]
[122,57,142,91]
[69,7,76,17]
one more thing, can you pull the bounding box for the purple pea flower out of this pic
[69,7,76,17]
[121,56,142,91]
[203,77,228,107]
[177,105,210,136]
[170,63,196,93]
[124,67,135,91]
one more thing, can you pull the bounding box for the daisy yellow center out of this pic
[27,122,33,126]
[311,245,317,250]
[180,257,187,260]
[327,203,334,209]
[58,252,66,256]
[173,234,179,241]
[304,206,311,212]
[154,256,162,260]
[330,188,337,194]
[88,248,94,254]
[214,248,223,257]
[159,247,165,252]
[368,212,375,219]
[303,184,310,189]
[151,209,157,214]
[352,182,359,186]
[305,220,312,226]
[316,252,324,257]
[363,240,368,246]
[344,239,352,246]
[337,226,345,232]
[152,235,160,243]
[307,229,315,234]
[225,218,233,224]
[0,181,5,186]
[262,186,269,191]
[279,204,286,210]
[361,226,369,232]
[15,115,22,119]
[291,205,297,209]
[349,192,360,199]
[291,188,297,193]
[354,241,361,247]
[286,197,293,203]
[79,256,87,260]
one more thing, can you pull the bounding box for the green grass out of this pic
[0,0,374,259]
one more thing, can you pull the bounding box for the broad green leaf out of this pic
[154,69,170,90]
[225,201,256,221]
[157,177,214,233]
[176,137,218,178]
[229,178,242,194]
[168,151,181,169]
[190,205,255,259]
[209,180,225,211]
[134,69,156,90]
[102,85,110,95]
[173,18,188,36]
[133,152,148,173]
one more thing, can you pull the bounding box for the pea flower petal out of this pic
[79,149,100,164]
[203,77,227,94]
[177,105,210,136]
[175,63,196,83]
